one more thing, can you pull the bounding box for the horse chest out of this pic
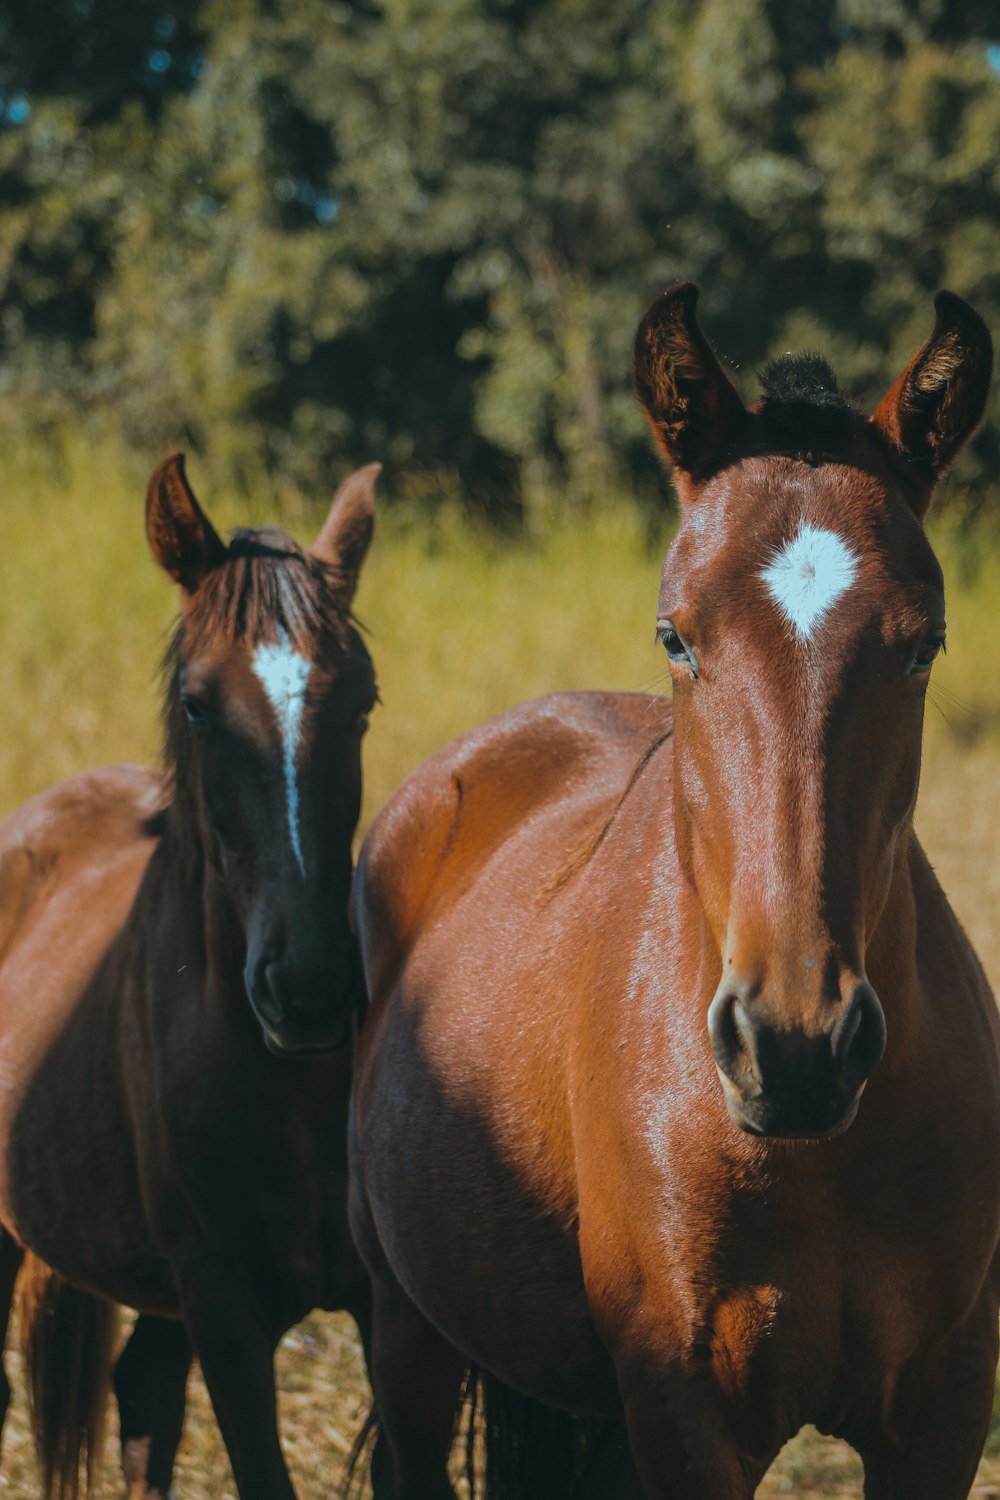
[591,1134,997,1446]
[150,1047,355,1326]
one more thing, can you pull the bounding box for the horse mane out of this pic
[160,527,357,872]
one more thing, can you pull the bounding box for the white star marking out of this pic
[251,629,312,876]
[760,524,858,640]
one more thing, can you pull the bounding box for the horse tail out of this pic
[16,1253,118,1500]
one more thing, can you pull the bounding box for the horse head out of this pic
[634,283,991,1138]
[147,453,379,1055]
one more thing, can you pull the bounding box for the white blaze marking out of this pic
[760,523,858,639]
[251,629,312,876]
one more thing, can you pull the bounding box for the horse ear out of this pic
[310,462,380,604]
[146,453,227,592]
[633,282,748,485]
[870,291,992,515]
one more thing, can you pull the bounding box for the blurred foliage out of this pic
[1,0,1000,516]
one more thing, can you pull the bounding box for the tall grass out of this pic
[2,437,998,968]
[0,437,999,1497]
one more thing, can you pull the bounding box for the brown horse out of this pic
[349,285,1000,1498]
[0,453,380,1499]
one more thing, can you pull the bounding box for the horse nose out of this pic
[247,935,361,1054]
[707,975,886,1138]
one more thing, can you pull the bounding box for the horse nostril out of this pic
[708,987,761,1086]
[708,991,738,1074]
[731,999,762,1081]
[252,983,282,1027]
[832,982,886,1091]
[246,947,285,1024]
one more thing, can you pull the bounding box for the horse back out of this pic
[0,762,162,990]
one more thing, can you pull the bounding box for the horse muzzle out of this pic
[707,977,886,1140]
[247,945,363,1057]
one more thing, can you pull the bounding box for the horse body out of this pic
[354,692,1000,1474]
[0,457,380,1500]
[351,288,1000,1497]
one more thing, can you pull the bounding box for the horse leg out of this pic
[367,1273,467,1500]
[574,1421,646,1500]
[113,1313,192,1499]
[859,1308,998,1500]
[619,1377,757,1500]
[0,1232,23,1449]
[177,1259,294,1500]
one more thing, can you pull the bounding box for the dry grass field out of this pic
[0,438,998,1497]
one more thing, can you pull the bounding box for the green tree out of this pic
[1,0,999,514]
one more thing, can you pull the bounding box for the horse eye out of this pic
[181,693,210,730]
[356,712,370,736]
[909,633,946,675]
[657,622,698,678]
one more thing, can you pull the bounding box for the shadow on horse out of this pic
[0,453,380,1499]
[349,284,1000,1497]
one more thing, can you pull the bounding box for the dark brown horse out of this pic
[0,453,380,1499]
[349,285,1000,1498]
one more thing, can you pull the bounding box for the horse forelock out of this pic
[746,355,862,464]
[180,527,354,655]
[758,353,845,408]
